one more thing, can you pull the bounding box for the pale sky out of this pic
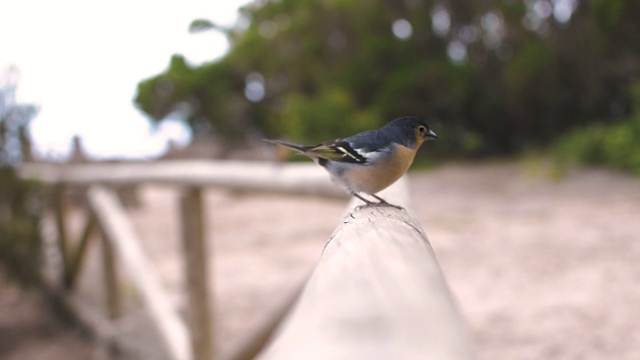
[0,0,251,160]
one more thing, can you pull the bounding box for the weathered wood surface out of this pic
[20,160,346,198]
[257,178,476,360]
[87,185,192,360]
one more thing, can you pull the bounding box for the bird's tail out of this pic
[263,139,311,154]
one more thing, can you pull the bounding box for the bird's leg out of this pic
[353,193,404,210]
[353,193,376,207]
[370,194,404,210]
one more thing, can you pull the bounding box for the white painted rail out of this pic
[20,160,346,198]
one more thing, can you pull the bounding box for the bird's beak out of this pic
[424,129,438,140]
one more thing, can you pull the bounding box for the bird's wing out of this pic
[308,140,368,164]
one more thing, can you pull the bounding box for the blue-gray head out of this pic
[382,116,438,149]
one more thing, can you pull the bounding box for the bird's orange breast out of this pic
[344,144,417,194]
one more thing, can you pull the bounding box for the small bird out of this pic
[265,116,437,208]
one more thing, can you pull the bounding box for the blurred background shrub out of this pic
[553,82,640,175]
[0,67,43,287]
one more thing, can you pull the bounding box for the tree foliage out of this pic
[134,0,640,157]
[0,67,42,287]
[553,83,640,175]
[1,67,38,166]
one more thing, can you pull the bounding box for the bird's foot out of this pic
[353,193,404,210]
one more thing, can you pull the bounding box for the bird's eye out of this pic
[417,126,427,134]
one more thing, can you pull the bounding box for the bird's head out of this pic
[385,116,437,149]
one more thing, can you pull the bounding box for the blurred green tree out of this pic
[0,66,43,287]
[135,0,640,157]
[553,81,640,175]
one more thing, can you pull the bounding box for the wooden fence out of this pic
[20,160,475,360]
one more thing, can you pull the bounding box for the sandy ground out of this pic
[414,163,640,360]
[2,161,640,359]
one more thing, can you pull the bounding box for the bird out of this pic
[265,116,437,208]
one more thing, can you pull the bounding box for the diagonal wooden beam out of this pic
[88,185,192,360]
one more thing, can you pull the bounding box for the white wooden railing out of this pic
[20,160,475,360]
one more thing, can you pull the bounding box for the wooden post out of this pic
[257,179,476,360]
[180,187,214,360]
[65,212,97,289]
[101,230,121,320]
[52,184,70,281]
